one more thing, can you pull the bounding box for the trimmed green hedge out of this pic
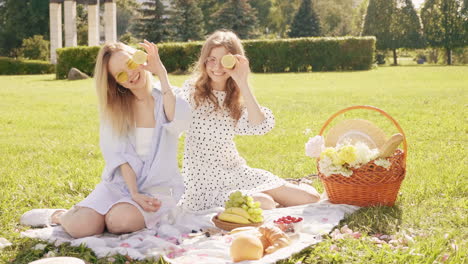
[56,46,101,79]
[55,37,375,79]
[0,57,55,75]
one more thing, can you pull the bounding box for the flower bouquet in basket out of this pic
[305,106,407,207]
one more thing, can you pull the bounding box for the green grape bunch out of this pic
[224,191,264,223]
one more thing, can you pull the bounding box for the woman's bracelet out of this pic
[161,89,171,96]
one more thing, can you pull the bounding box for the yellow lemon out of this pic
[221,54,236,69]
[132,50,147,64]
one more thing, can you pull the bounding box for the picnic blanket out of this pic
[21,200,359,263]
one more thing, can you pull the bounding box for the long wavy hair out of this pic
[192,30,244,120]
[94,42,152,136]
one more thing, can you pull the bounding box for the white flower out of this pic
[305,135,325,158]
[374,158,391,169]
[33,243,47,251]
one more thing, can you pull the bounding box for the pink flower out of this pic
[305,135,325,158]
[120,243,131,248]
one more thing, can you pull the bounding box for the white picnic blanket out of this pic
[21,200,359,263]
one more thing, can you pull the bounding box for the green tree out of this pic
[352,0,369,36]
[197,0,226,34]
[170,0,205,41]
[315,0,355,36]
[362,0,398,63]
[117,0,141,37]
[421,0,466,65]
[19,35,49,60]
[134,0,171,43]
[77,4,88,46]
[0,0,49,57]
[268,0,301,37]
[210,0,259,39]
[249,0,273,35]
[289,0,321,37]
[394,0,424,49]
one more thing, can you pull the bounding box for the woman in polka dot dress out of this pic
[180,30,320,211]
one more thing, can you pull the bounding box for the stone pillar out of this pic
[88,0,100,46]
[49,1,62,64]
[104,0,117,43]
[64,0,77,47]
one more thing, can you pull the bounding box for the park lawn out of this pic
[0,66,466,263]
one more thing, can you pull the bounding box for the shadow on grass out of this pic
[339,205,403,235]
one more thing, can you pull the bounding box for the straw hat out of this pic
[324,119,387,149]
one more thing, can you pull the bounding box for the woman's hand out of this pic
[139,39,168,81]
[132,192,161,212]
[225,55,250,88]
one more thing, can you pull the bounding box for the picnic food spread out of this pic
[216,191,263,225]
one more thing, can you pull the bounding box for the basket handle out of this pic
[318,105,407,162]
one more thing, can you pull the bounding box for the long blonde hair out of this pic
[94,42,152,136]
[193,30,244,120]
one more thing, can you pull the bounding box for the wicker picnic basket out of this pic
[317,105,407,207]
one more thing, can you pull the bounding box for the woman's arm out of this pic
[140,40,176,121]
[226,55,265,125]
[120,163,161,212]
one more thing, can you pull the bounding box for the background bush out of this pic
[0,57,54,75]
[18,35,50,61]
[55,37,376,79]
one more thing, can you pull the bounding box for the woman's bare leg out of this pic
[58,207,105,238]
[263,183,320,207]
[251,192,276,210]
[105,203,145,234]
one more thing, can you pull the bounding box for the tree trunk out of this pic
[446,48,452,65]
[393,49,398,65]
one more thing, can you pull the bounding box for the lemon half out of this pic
[132,50,148,65]
[221,54,236,69]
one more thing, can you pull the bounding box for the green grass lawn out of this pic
[1,66,467,263]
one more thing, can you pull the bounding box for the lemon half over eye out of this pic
[116,71,128,83]
[132,50,147,65]
[221,54,236,69]
[126,59,139,70]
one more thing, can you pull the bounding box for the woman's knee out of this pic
[252,193,276,210]
[60,207,105,238]
[105,203,145,234]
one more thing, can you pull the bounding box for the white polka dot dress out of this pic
[180,82,286,211]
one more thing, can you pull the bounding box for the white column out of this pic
[64,0,77,47]
[88,3,100,46]
[104,0,117,43]
[49,2,62,64]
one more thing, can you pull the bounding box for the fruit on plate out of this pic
[218,212,250,224]
[230,234,264,262]
[273,215,303,233]
[132,50,148,64]
[221,54,236,69]
[219,191,263,224]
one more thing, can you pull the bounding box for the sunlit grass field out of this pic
[0,66,467,263]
